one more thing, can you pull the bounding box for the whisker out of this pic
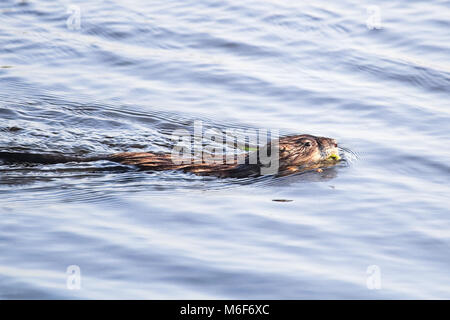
[338,146,359,162]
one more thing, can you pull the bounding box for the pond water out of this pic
[0,0,449,299]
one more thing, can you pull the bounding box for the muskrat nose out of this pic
[331,139,338,148]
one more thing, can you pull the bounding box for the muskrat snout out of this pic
[331,139,338,148]
[319,138,340,161]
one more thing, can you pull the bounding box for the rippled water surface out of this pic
[1,0,449,299]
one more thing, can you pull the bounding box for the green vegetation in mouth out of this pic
[327,154,341,161]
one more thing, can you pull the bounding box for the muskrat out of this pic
[0,134,340,178]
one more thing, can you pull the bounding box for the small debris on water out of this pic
[272,199,293,202]
[7,126,22,132]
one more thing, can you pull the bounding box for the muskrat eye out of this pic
[304,141,312,147]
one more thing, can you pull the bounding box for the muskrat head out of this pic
[278,134,340,170]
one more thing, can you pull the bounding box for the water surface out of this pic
[0,0,450,299]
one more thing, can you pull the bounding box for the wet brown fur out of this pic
[109,134,339,177]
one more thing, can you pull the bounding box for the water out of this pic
[1,0,449,299]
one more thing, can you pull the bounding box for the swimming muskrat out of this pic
[0,134,340,178]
